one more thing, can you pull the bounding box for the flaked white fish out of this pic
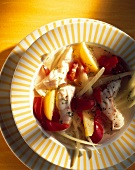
[100,80,124,130]
[35,47,73,95]
[56,85,76,124]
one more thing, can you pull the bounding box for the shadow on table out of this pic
[0,46,15,70]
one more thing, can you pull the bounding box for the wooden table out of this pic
[0,0,135,169]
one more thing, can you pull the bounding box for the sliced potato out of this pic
[43,90,55,120]
[83,110,94,137]
[73,43,99,73]
[80,42,99,72]
[72,44,81,59]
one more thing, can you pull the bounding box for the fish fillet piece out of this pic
[100,80,124,130]
[35,47,73,94]
[56,85,76,124]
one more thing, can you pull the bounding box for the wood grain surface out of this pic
[0,0,135,169]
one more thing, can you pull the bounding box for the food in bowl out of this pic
[33,42,135,146]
